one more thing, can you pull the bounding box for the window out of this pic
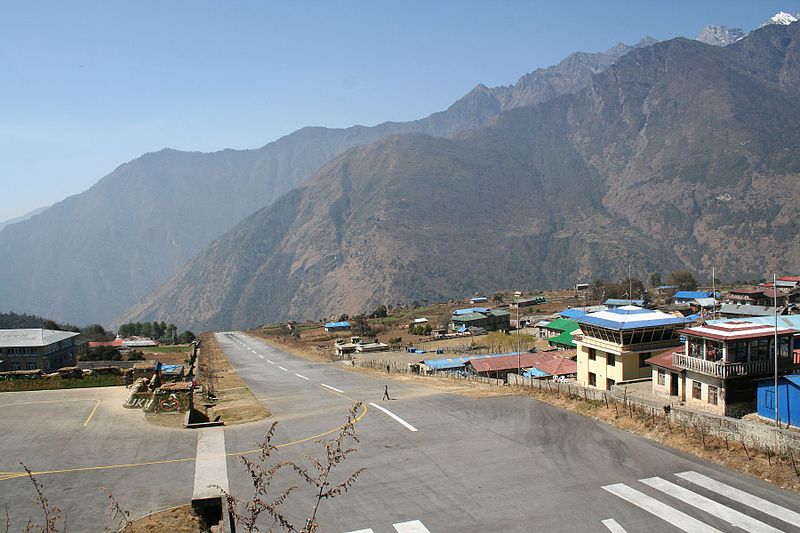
[750,338,770,361]
[588,372,596,387]
[657,369,666,386]
[607,378,616,389]
[708,385,718,406]
[730,341,748,363]
[588,348,596,361]
[692,380,702,400]
[779,336,790,359]
[765,389,775,410]
[26,362,36,370]
[639,352,651,368]
[705,340,723,362]
[608,354,616,367]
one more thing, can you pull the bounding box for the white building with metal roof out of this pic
[0,328,85,372]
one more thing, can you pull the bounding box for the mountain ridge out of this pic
[0,38,654,325]
[121,23,800,331]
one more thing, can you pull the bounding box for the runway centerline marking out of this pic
[369,403,417,432]
[256,354,264,359]
[601,519,627,533]
[320,384,344,393]
[266,360,274,364]
[294,373,309,380]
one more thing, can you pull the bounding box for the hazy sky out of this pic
[1,0,798,220]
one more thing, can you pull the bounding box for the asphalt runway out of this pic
[1,333,799,532]
[217,332,800,533]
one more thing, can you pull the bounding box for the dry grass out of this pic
[127,504,206,532]
[199,332,271,425]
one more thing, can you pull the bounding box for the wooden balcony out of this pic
[672,353,774,378]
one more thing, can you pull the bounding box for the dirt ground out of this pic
[198,332,271,425]
[127,504,206,532]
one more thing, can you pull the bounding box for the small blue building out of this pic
[757,375,800,429]
[673,290,717,304]
[323,321,351,332]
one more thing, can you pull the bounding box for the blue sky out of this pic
[1,0,798,220]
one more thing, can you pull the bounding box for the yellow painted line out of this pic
[0,384,369,483]
[83,400,101,427]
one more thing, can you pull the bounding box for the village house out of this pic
[604,298,645,309]
[575,306,687,391]
[0,328,87,372]
[660,321,798,416]
[324,321,351,333]
[450,307,510,333]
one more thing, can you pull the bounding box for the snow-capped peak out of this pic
[771,11,797,24]
[760,11,799,28]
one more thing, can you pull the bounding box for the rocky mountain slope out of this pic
[0,40,653,325]
[123,22,800,331]
[696,25,746,46]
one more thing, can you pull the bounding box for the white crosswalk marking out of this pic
[602,483,722,533]
[676,471,800,528]
[641,477,781,533]
[393,520,431,533]
[601,518,627,533]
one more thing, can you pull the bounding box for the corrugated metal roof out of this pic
[523,367,550,378]
[559,309,587,319]
[673,291,715,300]
[324,321,351,328]
[548,330,577,348]
[719,304,779,316]
[532,358,577,376]
[0,328,79,348]
[578,306,688,330]
[453,307,489,315]
[605,299,645,306]
[645,350,681,372]
[422,352,513,371]
[710,315,800,329]
[541,318,579,333]
[468,352,560,373]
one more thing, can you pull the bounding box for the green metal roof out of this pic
[452,312,489,322]
[548,330,577,348]
[542,318,579,333]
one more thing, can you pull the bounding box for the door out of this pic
[670,373,679,396]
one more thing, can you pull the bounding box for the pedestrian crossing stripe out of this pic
[344,519,430,533]
[603,471,799,532]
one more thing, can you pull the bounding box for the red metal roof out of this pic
[678,321,796,341]
[468,352,560,373]
[533,358,578,376]
[88,339,124,348]
[778,276,800,282]
[645,350,682,372]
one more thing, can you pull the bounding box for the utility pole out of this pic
[774,273,780,428]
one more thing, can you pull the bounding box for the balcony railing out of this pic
[672,353,775,378]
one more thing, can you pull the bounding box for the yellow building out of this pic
[575,306,687,391]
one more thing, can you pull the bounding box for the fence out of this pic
[507,373,800,456]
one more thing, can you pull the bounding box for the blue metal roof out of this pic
[559,308,587,319]
[423,351,522,371]
[324,321,350,328]
[523,367,550,378]
[578,307,689,330]
[709,315,800,329]
[453,307,489,315]
[673,291,714,300]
